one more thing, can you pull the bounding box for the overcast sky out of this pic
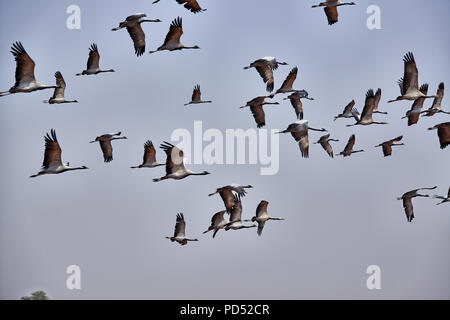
[0,0,449,299]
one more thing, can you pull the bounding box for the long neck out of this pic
[99,69,114,73]
[309,127,326,132]
[190,171,208,176]
[66,166,86,171]
[183,46,198,49]
[111,137,127,140]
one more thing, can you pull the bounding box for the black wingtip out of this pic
[171,16,182,28]
[403,52,415,63]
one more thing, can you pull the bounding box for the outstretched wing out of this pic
[160,141,186,175]
[430,82,444,110]
[174,213,186,237]
[254,64,274,92]
[343,99,355,114]
[344,134,356,153]
[324,6,338,25]
[211,210,226,226]
[192,84,201,102]
[52,71,66,99]
[320,139,334,158]
[437,123,450,149]
[256,200,268,218]
[99,140,113,162]
[126,24,146,56]
[278,67,298,91]
[360,89,376,121]
[402,197,414,222]
[10,42,36,87]
[176,0,205,13]
[87,43,100,70]
[42,129,62,169]
[250,105,266,128]
[289,95,304,119]
[143,140,157,164]
[163,17,183,47]
[401,52,418,95]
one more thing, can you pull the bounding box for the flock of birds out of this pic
[1,1,449,245]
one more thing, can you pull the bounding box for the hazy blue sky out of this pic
[0,0,449,299]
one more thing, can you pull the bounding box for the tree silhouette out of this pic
[21,290,50,300]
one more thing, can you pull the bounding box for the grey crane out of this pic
[42,71,78,104]
[388,52,436,103]
[346,89,388,127]
[397,187,437,222]
[149,17,200,54]
[421,83,449,117]
[203,210,227,238]
[153,141,210,182]
[283,90,314,120]
[334,100,356,121]
[243,57,288,92]
[30,129,88,178]
[251,200,284,236]
[401,84,428,126]
[314,134,339,158]
[374,136,404,157]
[275,67,298,94]
[427,122,450,149]
[184,85,212,106]
[312,0,356,25]
[208,184,253,213]
[153,0,206,14]
[337,134,364,157]
[240,94,279,128]
[76,43,115,76]
[224,195,256,231]
[111,14,161,56]
[166,213,198,245]
[130,140,165,168]
[1,42,58,97]
[276,120,327,158]
[90,132,127,163]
